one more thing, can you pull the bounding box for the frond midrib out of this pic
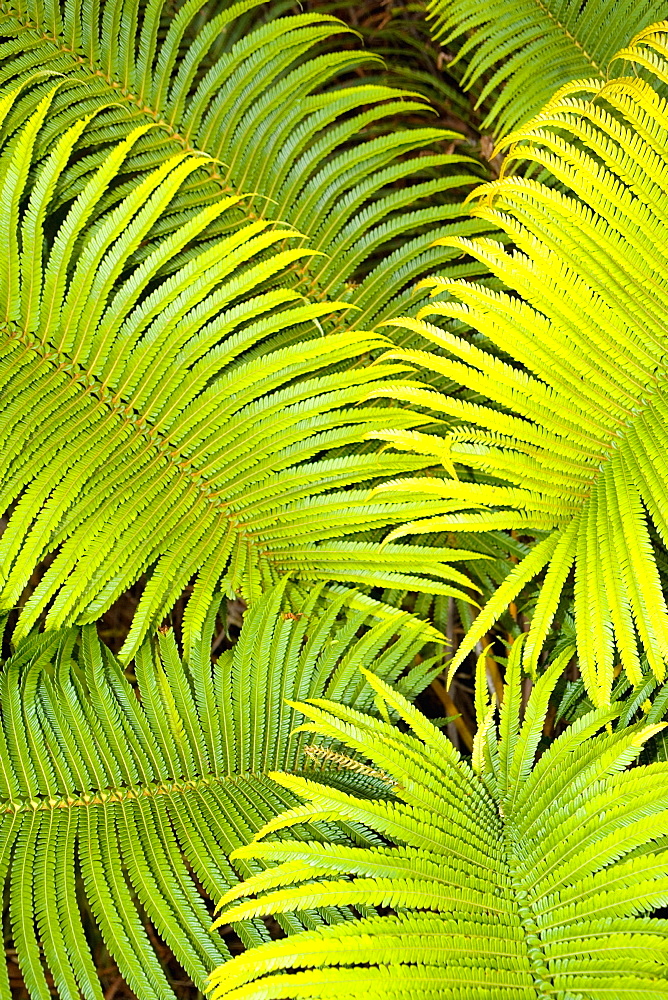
[531,0,602,75]
[1,769,285,815]
[500,816,552,993]
[6,323,234,512]
[447,338,668,516]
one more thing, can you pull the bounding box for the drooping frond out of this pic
[426,0,665,135]
[0,580,443,998]
[0,0,489,327]
[0,90,484,659]
[209,640,668,1000]
[370,25,668,704]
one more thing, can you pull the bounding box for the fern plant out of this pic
[0,580,444,998]
[0,86,491,659]
[0,0,491,329]
[209,637,668,999]
[5,1,668,994]
[370,23,668,705]
[426,0,666,135]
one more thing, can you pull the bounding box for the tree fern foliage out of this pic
[426,0,666,135]
[0,581,442,999]
[209,638,668,999]
[0,0,490,329]
[371,23,668,705]
[5,1,668,996]
[0,88,488,658]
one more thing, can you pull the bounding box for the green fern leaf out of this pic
[209,641,668,999]
[426,0,665,135]
[0,0,489,327]
[0,580,444,998]
[0,92,482,657]
[373,25,668,704]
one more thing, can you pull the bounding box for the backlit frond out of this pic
[209,641,668,999]
[0,90,480,658]
[426,0,664,134]
[373,26,668,704]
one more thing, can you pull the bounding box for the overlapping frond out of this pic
[0,580,443,998]
[426,0,664,134]
[209,640,668,999]
[0,0,489,327]
[370,25,668,704]
[0,91,485,658]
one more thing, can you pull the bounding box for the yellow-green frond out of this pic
[380,30,668,704]
[426,0,665,134]
[0,94,480,657]
[209,647,668,999]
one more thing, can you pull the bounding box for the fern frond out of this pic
[0,581,443,996]
[210,643,668,999]
[377,28,668,704]
[0,0,489,327]
[0,93,481,657]
[426,0,664,135]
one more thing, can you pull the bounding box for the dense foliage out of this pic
[2,0,668,997]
